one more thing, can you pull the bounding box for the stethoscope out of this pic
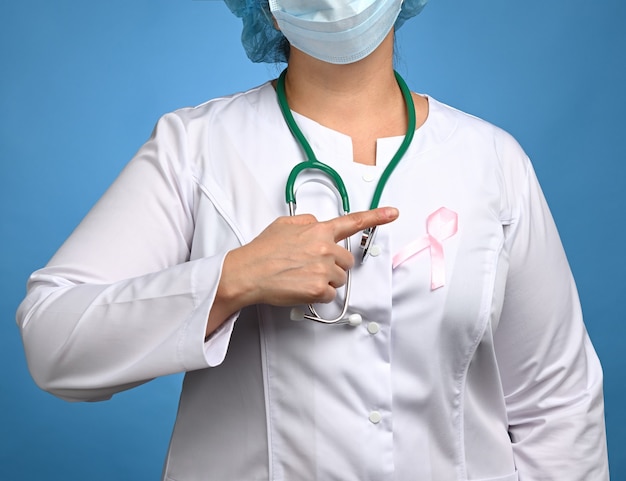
[276,69,416,326]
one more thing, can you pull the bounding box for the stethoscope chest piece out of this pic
[360,226,378,263]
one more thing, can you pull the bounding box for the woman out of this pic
[17,0,609,479]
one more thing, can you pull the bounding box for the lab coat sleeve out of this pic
[493,141,609,479]
[16,112,236,402]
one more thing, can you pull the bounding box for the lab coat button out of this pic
[367,322,380,335]
[362,171,376,182]
[369,411,382,424]
[369,244,381,257]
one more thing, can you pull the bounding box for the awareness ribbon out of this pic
[392,207,458,290]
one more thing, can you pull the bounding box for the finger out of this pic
[304,278,337,304]
[328,265,348,289]
[330,243,355,271]
[328,207,399,242]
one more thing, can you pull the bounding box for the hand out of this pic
[206,207,399,334]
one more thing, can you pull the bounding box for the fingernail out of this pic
[384,207,399,219]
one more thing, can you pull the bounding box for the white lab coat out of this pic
[17,82,609,481]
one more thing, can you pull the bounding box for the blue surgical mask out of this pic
[269,0,404,64]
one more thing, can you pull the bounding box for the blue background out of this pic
[1,0,624,478]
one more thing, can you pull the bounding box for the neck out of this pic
[282,31,401,123]
[276,30,428,165]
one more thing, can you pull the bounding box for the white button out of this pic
[369,244,381,257]
[369,411,382,424]
[362,171,376,182]
[367,322,380,335]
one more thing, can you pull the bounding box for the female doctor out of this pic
[17,0,609,480]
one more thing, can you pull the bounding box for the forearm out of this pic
[206,247,260,338]
[19,257,223,401]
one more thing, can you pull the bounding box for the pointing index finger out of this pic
[329,207,399,243]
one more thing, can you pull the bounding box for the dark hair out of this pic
[278,36,290,62]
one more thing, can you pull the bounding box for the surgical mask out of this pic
[269,0,404,64]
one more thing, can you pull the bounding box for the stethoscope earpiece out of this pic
[348,313,363,327]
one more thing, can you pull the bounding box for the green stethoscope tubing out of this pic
[276,68,416,325]
[277,68,417,215]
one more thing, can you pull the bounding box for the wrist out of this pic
[205,248,257,338]
[216,247,260,310]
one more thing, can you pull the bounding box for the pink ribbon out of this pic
[392,207,458,290]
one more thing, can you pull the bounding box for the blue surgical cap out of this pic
[222,0,429,63]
